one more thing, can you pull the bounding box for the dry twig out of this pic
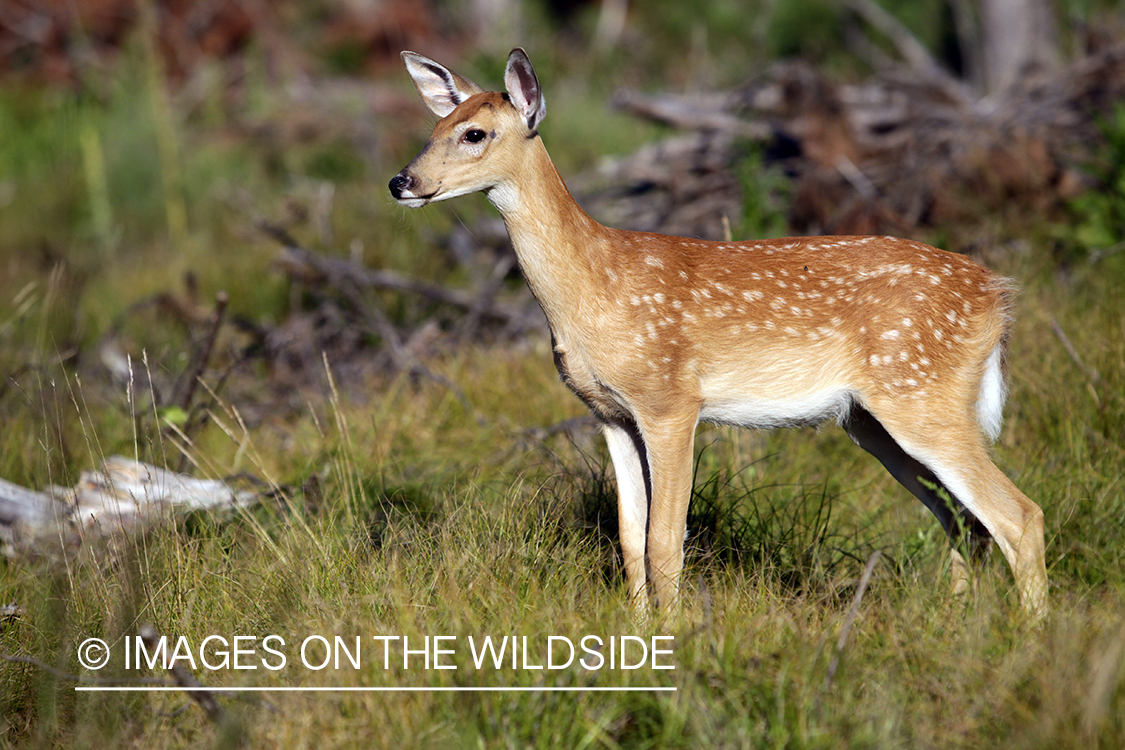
[824,550,881,690]
[0,651,170,686]
[1050,317,1101,387]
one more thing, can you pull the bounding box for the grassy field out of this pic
[3,9,1125,748]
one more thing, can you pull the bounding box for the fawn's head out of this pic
[389,48,546,209]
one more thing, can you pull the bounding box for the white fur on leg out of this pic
[602,423,649,612]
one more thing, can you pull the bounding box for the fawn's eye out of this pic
[463,129,487,144]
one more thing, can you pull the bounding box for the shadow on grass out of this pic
[552,443,878,603]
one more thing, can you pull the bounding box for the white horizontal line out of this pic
[75,686,676,693]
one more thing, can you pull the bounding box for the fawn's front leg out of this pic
[603,420,650,613]
[638,407,700,612]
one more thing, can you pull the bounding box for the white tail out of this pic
[390,48,1048,618]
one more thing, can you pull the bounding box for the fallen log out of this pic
[1,457,258,557]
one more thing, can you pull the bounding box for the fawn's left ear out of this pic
[401,51,484,118]
[505,48,546,131]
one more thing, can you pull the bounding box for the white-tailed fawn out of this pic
[389,48,1048,619]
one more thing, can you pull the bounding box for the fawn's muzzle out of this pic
[388,172,412,199]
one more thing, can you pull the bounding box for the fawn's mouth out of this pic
[393,193,435,208]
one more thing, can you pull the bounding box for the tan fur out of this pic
[390,49,1048,619]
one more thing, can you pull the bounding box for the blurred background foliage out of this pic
[0,0,1121,491]
[0,0,1120,482]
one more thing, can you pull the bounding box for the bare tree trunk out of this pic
[981,0,1060,93]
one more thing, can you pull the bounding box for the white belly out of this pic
[699,387,854,430]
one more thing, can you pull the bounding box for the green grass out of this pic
[3,10,1125,749]
[3,254,1123,748]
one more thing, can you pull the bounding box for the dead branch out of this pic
[571,131,745,239]
[0,651,171,686]
[582,38,1125,240]
[843,0,973,104]
[260,223,490,422]
[611,90,769,138]
[457,253,518,345]
[522,415,599,443]
[170,291,229,415]
[137,624,232,728]
[260,222,524,326]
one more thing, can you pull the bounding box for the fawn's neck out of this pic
[485,137,611,326]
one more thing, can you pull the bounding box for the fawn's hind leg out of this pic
[843,404,992,597]
[860,401,1048,617]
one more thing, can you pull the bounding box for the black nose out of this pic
[389,172,412,198]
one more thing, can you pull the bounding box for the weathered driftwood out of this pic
[0,478,67,532]
[0,457,257,556]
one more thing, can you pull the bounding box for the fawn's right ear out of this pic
[505,48,546,131]
[401,51,484,118]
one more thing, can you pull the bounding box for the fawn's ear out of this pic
[504,48,546,131]
[401,51,484,118]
